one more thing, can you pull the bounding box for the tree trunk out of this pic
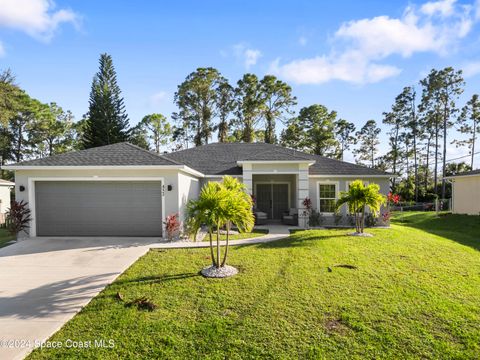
[413,130,418,201]
[221,222,230,267]
[471,121,476,169]
[425,137,431,194]
[209,231,216,267]
[434,115,439,195]
[216,222,221,269]
[441,105,448,199]
[361,206,365,233]
[265,112,275,144]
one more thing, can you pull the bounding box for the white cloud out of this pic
[463,61,480,77]
[232,43,262,69]
[271,51,401,85]
[421,0,456,17]
[298,36,308,46]
[244,49,261,69]
[273,0,477,85]
[149,91,168,106]
[0,0,79,42]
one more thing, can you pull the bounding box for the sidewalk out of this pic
[150,224,295,249]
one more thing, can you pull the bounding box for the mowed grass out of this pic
[28,212,480,359]
[0,228,14,248]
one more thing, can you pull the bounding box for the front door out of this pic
[255,183,289,219]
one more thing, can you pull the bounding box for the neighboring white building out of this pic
[448,170,480,216]
[0,179,14,224]
[3,142,392,238]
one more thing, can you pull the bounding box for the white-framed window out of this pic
[316,181,339,214]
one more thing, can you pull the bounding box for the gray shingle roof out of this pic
[165,142,391,176]
[10,142,180,166]
[6,141,391,177]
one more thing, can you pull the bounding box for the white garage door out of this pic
[35,181,163,237]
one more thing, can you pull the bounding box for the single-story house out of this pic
[0,179,14,224]
[447,169,480,215]
[3,142,391,237]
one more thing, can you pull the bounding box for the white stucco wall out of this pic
[177,172,200,223]
[308,177,390,215]
[13,168,199,237]
[0,186,11,214]
[452,175,480,215]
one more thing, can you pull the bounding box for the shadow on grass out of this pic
[235,232,349,250]
[116,272,200,286]
[391,212,480,251]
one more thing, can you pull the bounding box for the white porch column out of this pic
[242,163,253,195]
[297,164,310,228]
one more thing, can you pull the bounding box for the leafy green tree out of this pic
[455,94,480,168]
[444,162,472,176]
[82,53,131,149]
[384,86,418,194]
[216,80,235,143]
[259,75,296,143]
[298,105,339,156]
[138,113,172,153]
[437,68,464,198]
[0,69,22,127]
[335,119,356,161]
[129,122,150,150]
[280,117,303,149]
[336,180,386,234]
[234,73,263,143]
[30,102,76,157]
[174,67,223,146]
[186,176,254,270]
[354,120,381,167]
[9,95,41,162]
[419,67,464,198]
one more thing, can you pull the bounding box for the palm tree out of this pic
[220,176,254,266]
[336,180,386,234]
[186,176,254,270]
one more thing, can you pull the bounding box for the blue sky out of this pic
[1,0,480,166]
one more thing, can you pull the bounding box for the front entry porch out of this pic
[251,174,300,225]
[241,160,311,228]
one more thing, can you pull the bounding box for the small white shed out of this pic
[0,179,14,224]
[448,170,480,216]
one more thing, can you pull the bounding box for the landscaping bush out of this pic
[5,200,32,236]
[365,213,377,227]
[164,213,180,241]
[309,210,324,227]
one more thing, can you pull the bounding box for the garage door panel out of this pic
[35,181,163,237]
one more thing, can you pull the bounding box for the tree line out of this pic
[1,53,478,202]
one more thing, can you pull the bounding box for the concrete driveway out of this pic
[0,237,157,360]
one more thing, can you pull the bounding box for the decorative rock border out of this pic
[200,265,238,278]
[347,232,374,237]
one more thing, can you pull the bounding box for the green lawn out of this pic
[28,212,480,359]
[0,228,14,248]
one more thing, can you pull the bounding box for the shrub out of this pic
[334,211,343,226]
[309,210,323,227]
[381,211,392,223]
[365,213,377,227]
[164,213,180,241]
[6,200,32,236]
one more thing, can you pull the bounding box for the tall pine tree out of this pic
[82,53,130,149]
